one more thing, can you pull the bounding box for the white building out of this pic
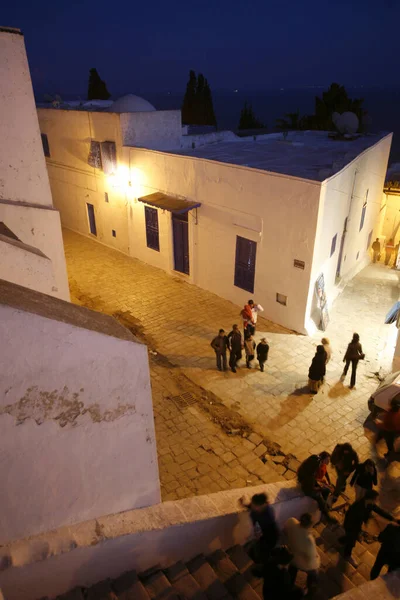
[37,94,392,333]
[0,29,159,547]
[0,26,69,300]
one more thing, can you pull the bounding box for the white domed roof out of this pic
[109,94,156,113]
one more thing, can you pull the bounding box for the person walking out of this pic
[321,338,332,364]
[331,443,359,503]
[375,398,400,458]
[210,329,229,371]
[308,345,327,393]
[341,333,364,389]
[372,238,381,263]
[284,513,320,595]
[370,523,400,579]
[239,493,279,563]
[244,333,256,369]
[257,338,269,372]
[385,238,395,266]
[228,324,243,373]
[339,490,399,567]
[350,459,377,501]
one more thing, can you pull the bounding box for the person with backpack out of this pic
[210,329,229,371]
[350,459,377,501]
[244,333,256,368]
[257,338,269,372]
[370,523,400,579]
[341,333,364,389]
[331,443,359,503]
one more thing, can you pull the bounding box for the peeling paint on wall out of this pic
[0,385,136,427]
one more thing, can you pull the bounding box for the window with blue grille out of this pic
[41,133,50,157]
[145,206,160,251]
[234,236,257,293]
[330,234,337,257]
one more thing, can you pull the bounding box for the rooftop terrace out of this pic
[171,130,390,182]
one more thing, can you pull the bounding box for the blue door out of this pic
[87,203,97,236]
[172,212,189,275]
[234,236,257,293]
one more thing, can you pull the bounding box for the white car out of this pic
[368,371,400,416]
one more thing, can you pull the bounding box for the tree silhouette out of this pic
[276,110,305,131]
[181,71,217,126]
[238,102,264,130]
[305,83,366,132]
[87,68,111,101]
[182,70,197,124]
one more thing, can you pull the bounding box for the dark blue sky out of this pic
[3,0,399,96]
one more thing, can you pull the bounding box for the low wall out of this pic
[0,482,316,600]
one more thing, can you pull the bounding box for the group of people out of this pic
[372,237,400,268]
[240,442,400,598]
[308,332,365,392]
[211,299,269,373]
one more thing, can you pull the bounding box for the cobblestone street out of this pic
[63,229,400,500]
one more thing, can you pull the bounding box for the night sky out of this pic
[3,0,399,96]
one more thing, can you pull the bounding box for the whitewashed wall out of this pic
[120,110,182,150]
[0,238,54,294]
[306,134,392,329]
[38,108,130,255]
[0,29,53,207]
[0,201,70,300]
[0,304,159,544]
[128,148,321,333]
[381,191,400,243]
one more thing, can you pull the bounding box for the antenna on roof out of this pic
[332,111,359,135]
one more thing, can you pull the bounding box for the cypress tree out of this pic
[182,70,197,125]
[238,102,264,130]
[204,78,217,127]
[87,68,111,101]
[196,73,206,124]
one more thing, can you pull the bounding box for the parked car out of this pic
[368,371,400,416]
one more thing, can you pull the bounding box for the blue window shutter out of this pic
[234,236,257,293]
[41,133,50,157]
[145,206,160,251]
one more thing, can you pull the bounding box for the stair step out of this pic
[113,570,150,600]
[140,570,172,600]
[226,547,253,573]
[226,546,262,598]
[208,550,259,600]
[164,561,207,600]
[86,580,115,599]
[187,554,232,600]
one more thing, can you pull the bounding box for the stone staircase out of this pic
[52,519,382,600]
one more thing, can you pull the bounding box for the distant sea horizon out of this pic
[35,86,400,164]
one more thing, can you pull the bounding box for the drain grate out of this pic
[170,392,197,410]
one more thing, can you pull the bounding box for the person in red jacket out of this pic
[375,398,400,458]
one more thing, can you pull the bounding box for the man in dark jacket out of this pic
[370,523,400,579]
[331,443,359,502]
[339,490,400,567]
[228,324,242,373]
[210,329,229,371]
[239,492,279,563]
[257,338,269,372]
[372,238,381,263]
